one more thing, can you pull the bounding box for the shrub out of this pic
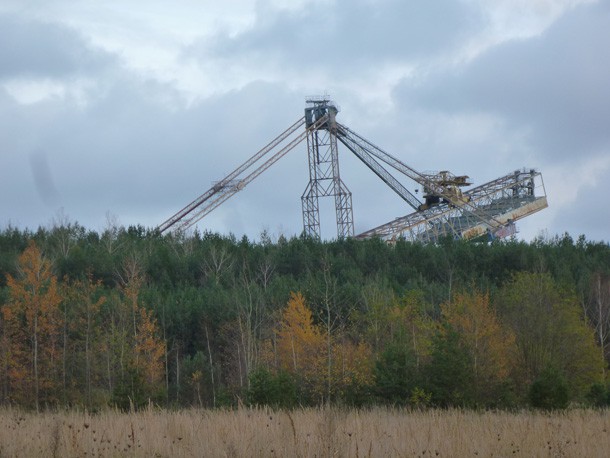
[111,367,151,411]
[246,367,297,408]
[529,367,569,410]
[586,383,608,407]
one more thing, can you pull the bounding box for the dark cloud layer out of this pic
[397,1,610,160]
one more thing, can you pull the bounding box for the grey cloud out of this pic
[1,67,310,234]
[2,3,608,242]
[384,1,610,242]
[396,1,610,160]
[0,14,114,79]
[548,159,610,243]
[192,0,482,73]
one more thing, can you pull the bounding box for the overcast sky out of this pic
[1,0,609,243]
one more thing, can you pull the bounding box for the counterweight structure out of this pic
[158,99,548,242]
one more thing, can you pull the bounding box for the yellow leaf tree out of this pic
[275,292,325,400]
[441,288,517,403]
[331,339,374,402]
[3,241,62,410]
[390,291,436,369]
[272,292,373,403]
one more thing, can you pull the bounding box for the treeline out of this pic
[0,222,609,410]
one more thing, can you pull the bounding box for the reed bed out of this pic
[0,406,608,457]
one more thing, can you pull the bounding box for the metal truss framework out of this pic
[302,99,354,239]
[158,99,548,243]
[158,114,328,234]
[356,169,547,242]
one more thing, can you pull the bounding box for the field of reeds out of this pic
[0,407,609,457]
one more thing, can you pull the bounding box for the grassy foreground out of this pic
[0,407,609,457]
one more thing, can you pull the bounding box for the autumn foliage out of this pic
[267,291,373,403]
[3,242,62,409]
[275,292,325,388]
[0,227,609,410]
[0,242,165,410]
[441,289,517,403]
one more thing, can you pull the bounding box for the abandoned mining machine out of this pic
[158,98,548,243]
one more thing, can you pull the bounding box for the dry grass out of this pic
[0,406,608,457]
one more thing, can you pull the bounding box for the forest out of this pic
[1,221,609,411]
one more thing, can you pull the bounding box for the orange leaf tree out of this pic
[134,306,166,387]
[3,241,62,410]
[109,266,166,409]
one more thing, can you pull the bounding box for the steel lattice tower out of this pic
[301,98,354,239]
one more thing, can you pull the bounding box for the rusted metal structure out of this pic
[158,98,548,242]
